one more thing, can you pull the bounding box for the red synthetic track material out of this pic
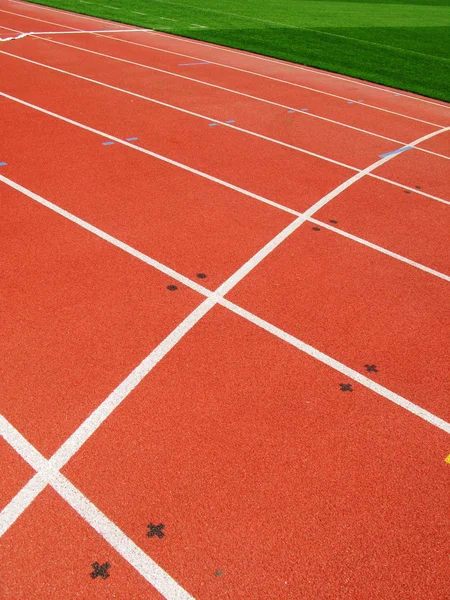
[1,1,449,599]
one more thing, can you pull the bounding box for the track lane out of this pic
[0,95,296,288]
[0,34,417,170]
[2,0,449,125]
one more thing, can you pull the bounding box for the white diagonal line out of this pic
[0,417,193,599]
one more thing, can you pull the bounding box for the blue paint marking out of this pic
[287,109,295,114]
[178,61,211,66]
[300,108,308,111]
[0,162,7,166]
[347,101,354,105]
[126,137,138,141]
[208,122,218,127]
[379,146,413,159]
[102,141,115,146]
[225,119,235,123]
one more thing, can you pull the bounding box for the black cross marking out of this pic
[339,383,353,392]
[365,364,378,373]
[90,562,110,580]
[147,523,165,538]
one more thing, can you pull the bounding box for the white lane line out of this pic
[44,33,448,158]
[0,83,448,213]
[3,2,136,29]
[91,32,445,128]
[103,5,120,9]
[0,90,302,214]
[218,300,450,435]
[0,28,149,41]
[1,127,447,453]
[148,31,450,111]
[132,11,147,16]
[0,418,194,599]
[308,218,450,281]
[2,170,447,316]
[1,80,448,211]
[0,48,358,171]
[0,7,444,129]
[0,174,211,296]
[0,474,48,536]
[371,175,450,205]
[2,36,448,165]
[48,297,217,470]
[50,472,194,599]
[5,1,450,112]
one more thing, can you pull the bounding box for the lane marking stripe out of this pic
[90,29,446,128]
[21,34,450,162]
[1,25,448,163]
[6,0,450,111]
[0,28,149,42]
[2,47,449,178]
[0,7,444,128]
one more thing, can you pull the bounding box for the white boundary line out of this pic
[7,0,139,29]
[0,6,446,129]
[88,31,447,128]
[6,0,450,111]
[0,27,149,40]
[2,30,448,164]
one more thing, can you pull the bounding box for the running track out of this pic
[0,1,449,598]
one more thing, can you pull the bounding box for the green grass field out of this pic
[26,0,450,100]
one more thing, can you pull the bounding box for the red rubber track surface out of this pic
[0,2,449,599]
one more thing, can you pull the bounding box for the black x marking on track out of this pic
[90,562,110,580]
[339,383,353,392]
[147,523,165,538]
